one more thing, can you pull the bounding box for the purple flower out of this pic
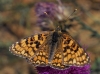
[36,64,90,74]
[35,1,73,30]
[35,2,58,30]
[35,2,72,20]
[35,2,58,19]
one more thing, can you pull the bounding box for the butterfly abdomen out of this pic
[48,32,61,63]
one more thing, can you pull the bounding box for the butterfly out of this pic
[9,24,90,70]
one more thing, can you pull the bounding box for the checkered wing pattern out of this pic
[50,38,69,70]
[27,48,49,67]
[62,32,90,66]
[9,33,49,59]
[51,48,70,70]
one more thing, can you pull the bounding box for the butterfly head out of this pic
[55,26,61,32]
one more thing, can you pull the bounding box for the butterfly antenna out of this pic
[58,9,77,31]
[56,0,77,20]
[44,12,48,16]
[66,9,77,20]
[44,12,54,22]
[44,12,50,18]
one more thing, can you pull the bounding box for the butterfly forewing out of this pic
[62,32,90,66]
[9,33,49,58]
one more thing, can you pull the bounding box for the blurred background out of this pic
[0,0,100,74]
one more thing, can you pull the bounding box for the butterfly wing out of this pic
[50,38,69,70]
[9,32,49,59]
[50,49,70,70]
[26,44,50,67]
[62,32,90,66]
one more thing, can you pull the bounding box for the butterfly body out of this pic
[48,30,61,62]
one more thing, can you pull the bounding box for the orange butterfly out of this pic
[9,26,90,70]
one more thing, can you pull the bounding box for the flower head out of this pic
[35,1,72,20]
[35,1,73,31]
[36,64,90,74]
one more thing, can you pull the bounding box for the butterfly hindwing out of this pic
[51,48,69,70]
[9,33,49,58]
[27,48,49,67]
[50,38,69,70]
[62,32,90,66]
